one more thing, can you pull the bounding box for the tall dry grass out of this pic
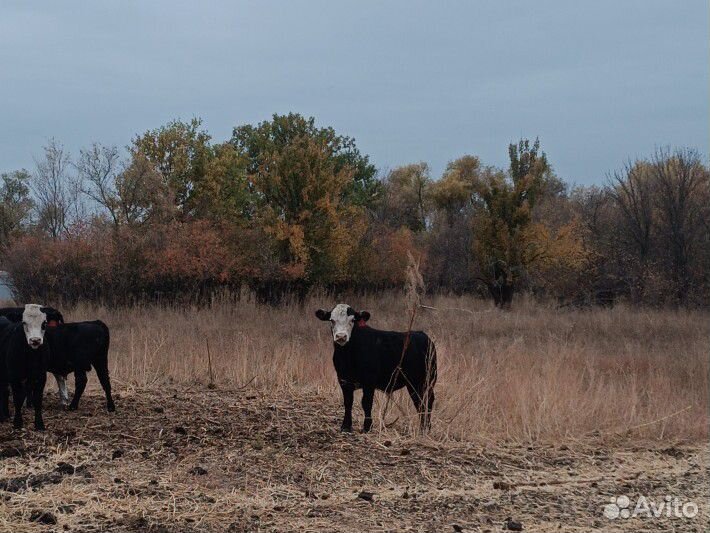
[62,292,709,443]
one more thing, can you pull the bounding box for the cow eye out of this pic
[42,322,47,329]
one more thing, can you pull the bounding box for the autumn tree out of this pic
[423,156,482,291]
[429,156,481,225]
[470,139,585,307]
[114,153,174,227]
[379,163,431,232]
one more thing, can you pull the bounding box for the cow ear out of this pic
[358,311,371,322]
[315,309,331,321]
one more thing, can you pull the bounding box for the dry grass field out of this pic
[1,293,709,531]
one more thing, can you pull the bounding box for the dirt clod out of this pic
[0,440,25,458]
[30,510,57,525]
[504,517,523,531]
[493,481,515,490]
[55,461,76,475]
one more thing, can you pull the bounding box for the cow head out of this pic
[22,304,47,349]
[315,303,370,346]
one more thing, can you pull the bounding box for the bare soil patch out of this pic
[1,388,707,532]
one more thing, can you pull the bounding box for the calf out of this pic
[0,308,114,412]
[316,304,437,433]
[44,320,115,412]
[0,304,50,430]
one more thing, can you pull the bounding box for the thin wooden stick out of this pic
[625,405,692,432]
[419,304,493,315]
[205,337,215,389]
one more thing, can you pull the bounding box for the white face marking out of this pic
[329,303,356,346]
[55,374,70,405]
[22,304,47,349]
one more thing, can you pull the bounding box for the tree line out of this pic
[1,113,708,307]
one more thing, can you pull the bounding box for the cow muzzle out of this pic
[28,337,43,349]
[334,333,349,346]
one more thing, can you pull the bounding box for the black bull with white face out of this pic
[316,303,437,433]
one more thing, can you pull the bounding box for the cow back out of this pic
[333,326,436,392]
[45,320,110,374]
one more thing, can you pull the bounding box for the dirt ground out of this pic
[0,387,707,533]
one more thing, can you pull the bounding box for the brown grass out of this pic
[63,292,709,444]
[2,293,709,532]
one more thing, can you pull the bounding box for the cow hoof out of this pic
[340,426,352,433]
[107,403,116,413]
[67,404,78,411]
[362,419,373,433]
[34,423,45,431]
[13,421,22,430]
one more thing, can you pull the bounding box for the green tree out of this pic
[231,113,379,209]
[131,118,212,217]
[0,170,34,250]
[196,142,252,224]
[231,114,370,284]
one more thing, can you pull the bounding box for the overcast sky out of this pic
[1,1,707,185]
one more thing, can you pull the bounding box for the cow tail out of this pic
[98,320,110,368]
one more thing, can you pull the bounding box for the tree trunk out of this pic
[488,281,514,309]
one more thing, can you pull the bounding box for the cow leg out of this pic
[361,387,375,433]
[340,384,354,432]
[406,384,425,431]
[10,381,25,429]
[54,374,70,406]
[68,370,88,411]
[407,385,434,433]
[421,389,434,432]
[0,382,10,422]
[31,375,46,431]
[94,364,115,412]
[24,384,34,408]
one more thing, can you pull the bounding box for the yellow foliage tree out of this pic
[249,134,366,283]
[471,139,586,307]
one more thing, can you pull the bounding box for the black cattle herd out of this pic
[0,303,437,433]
